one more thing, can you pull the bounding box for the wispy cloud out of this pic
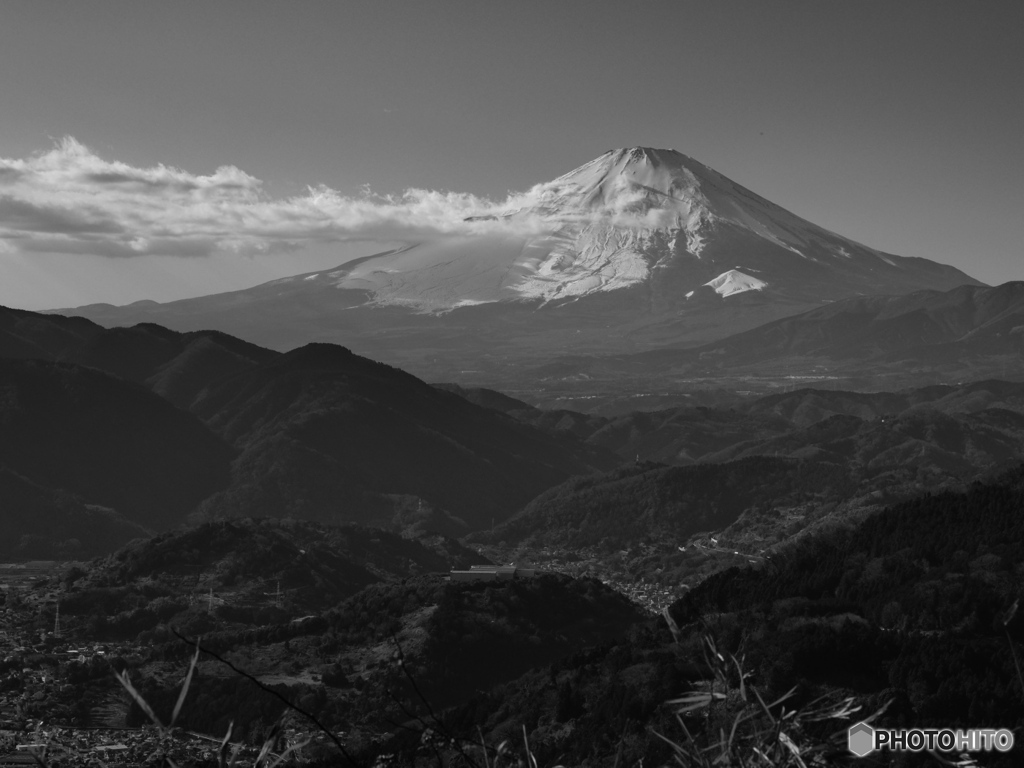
[0,138,694,260]
[0,138,570,259]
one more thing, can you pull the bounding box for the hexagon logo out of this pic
[848,721,876,757]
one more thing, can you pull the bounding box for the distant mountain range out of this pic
[53,147,981,385]
[472,380,1024,557]
[535,281,1024,397]
[445,376,1024,467]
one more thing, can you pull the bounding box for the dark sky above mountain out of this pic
[0,0,1020,309]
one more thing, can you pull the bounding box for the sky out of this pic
[0,0,1021,310]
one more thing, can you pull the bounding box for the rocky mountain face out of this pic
[55,148,981,385]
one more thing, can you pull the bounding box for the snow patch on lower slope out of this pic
[704,270,768,297]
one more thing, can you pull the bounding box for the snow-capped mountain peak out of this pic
[325,147,975,311]
[532,147,711,214]
[61,147,983,382]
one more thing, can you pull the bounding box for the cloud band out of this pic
[0,139,697,260]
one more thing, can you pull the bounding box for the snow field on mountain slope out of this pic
[703,269,768,297]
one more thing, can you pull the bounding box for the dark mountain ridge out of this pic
[0,467,150,559]
[0,358,234,531]
[0,304,277,409]
[189,342,617,530]
[65,517,483,624]
[0,306,617,543]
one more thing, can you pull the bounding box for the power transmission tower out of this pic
[264,581,282,608]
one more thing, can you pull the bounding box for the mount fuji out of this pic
[59,148,981,384]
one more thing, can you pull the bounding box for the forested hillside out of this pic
[0,358,233,541]
[0,308,616,548]
[430,465,1024,767]
[190,343,615,530]
[475,457,855,549]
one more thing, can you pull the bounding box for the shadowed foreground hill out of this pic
[52,519,644,752]
[672,464,1024,630]
[61,518,484,635]
[429,466,1024,768]
[121,571,646,747]
[660,464,1024,745]
[191,343,616,530]
[0,358,233,534]
[0,468,150,559]
[23,469,1024,766]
